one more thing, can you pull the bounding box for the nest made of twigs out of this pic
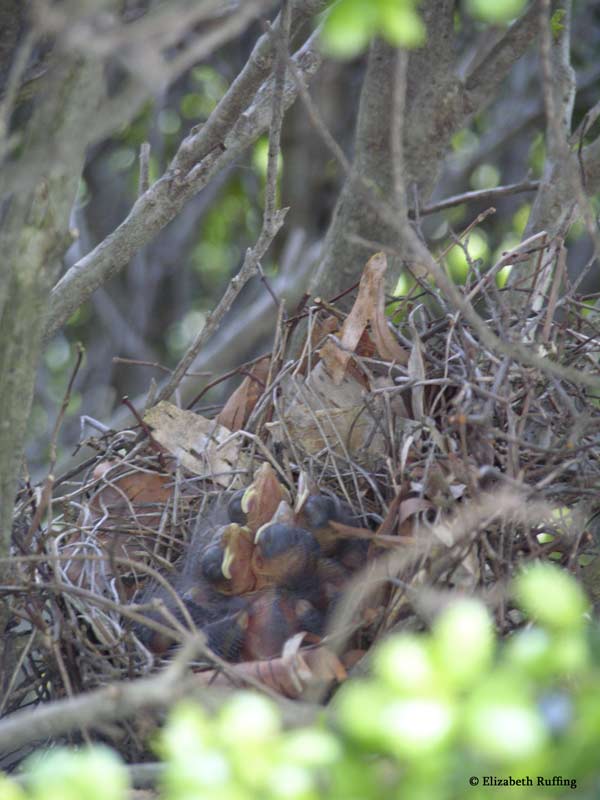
[6,247,600,764]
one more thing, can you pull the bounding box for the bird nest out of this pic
[6,248,600,765]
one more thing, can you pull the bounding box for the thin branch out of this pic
[391,49,409,219]
[175,0,329,173]
[0,29,36,161]
[264,1,291,233]
[0,635,198,753]
[137,141,150,196]
[412,179,540,217]
[159,0,281,90]
[0,636,317,756]
[285,40,600,391]
[44,29,322,342]
[464,3,540,106]
[155,4,294,404]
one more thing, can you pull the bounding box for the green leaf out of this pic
[334,680,391,747]
[374,634,439,694]
[378,1,426,48]
[464,0,527,24]
[465,702,547,761]
[432,600,495,688]
[380,697,456,757]
[513,563,589,630]
[322,0,378,58]
[0,775,26,800]
[26,747,128,800]
[551,8,567,39]
[218,692,280,747]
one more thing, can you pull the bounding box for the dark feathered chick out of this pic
[251,523,321,591]
[227,489,247,524]
[240,588,325,661]
[198,523,255,595]
[296,492,357,556]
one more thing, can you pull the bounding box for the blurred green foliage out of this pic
[321,0,425,59]
[7,564,600,799]
[464,0,528,24]
[446,228,489,283]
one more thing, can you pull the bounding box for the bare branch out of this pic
[412,179,540,217]
[391,49,409,219]
[155,1,293,404]
[44,30,323,342]
[0,649,317,755]
[156,204,288,404]
[0,29,35,160]
[464,3,540,109]
[176,0,329,173]
[506,1,600,301]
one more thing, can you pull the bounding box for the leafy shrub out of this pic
[6,563,600,799]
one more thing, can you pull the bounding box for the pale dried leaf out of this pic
[408,332,425,420]
[371,254,409,365]
[216,356,271,432]
[193,645,346,698]
[320,252,407,384]
[144,401,247,488]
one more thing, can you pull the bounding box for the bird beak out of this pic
[221,545,234,579]
[241,485,255,514]
[295,471,310,514]
[253,522,269,543]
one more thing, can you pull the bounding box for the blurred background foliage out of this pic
[29,0,600,477]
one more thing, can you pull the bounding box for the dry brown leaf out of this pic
[90,461,172,515]
[311,314,340,346]
[370,256,409,364]
[320,252,408,384]
[64,460,175,592]
[407,324,426,420]
[144,401,247,488]
[243,462,290,533]
[398,496,433,537]
[268,363,387,463]
[377,492,404,537]
[193,644,346,698]
[216,356,271,432]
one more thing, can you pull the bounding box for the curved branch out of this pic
[44,31,323,341]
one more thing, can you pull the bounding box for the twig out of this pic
[155,7,294,404]
[411,179,540,217]
[112,356,211,377]
[263,2,291,234]
[0,30,36,160]
[0,634,203,753]
[25,345,84,541]
[44,19,324,341]
[391,49,409,218]
[138,142,151,196]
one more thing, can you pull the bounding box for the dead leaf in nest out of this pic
[242,462,291,533]
[407,325,426,420]
[194,640,346,698]
[90,460,172,517]
[278,407,380,458]
[361,495,421,555]
[216,356,271,432]
[268,362,387,463]
[144,401,247,488]
[320,252,409,384]
[398,496,434,537]
[64,460,175,592]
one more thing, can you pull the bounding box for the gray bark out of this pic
[310,0,540,302]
